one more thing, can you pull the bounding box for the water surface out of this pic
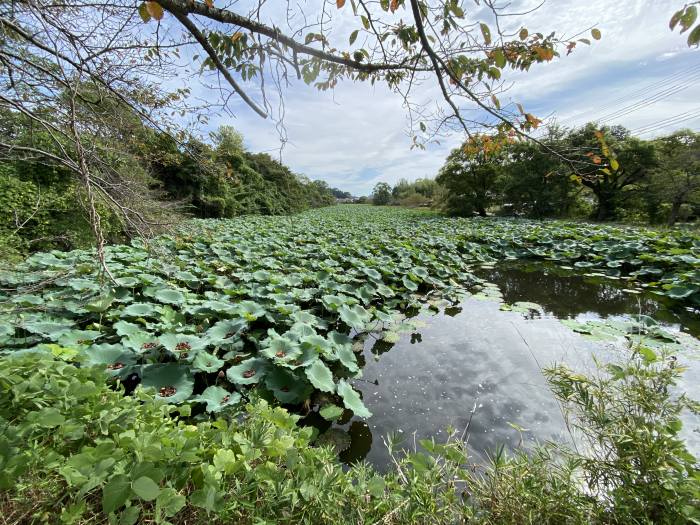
[316,263,700,470]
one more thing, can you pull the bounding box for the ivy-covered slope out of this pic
[1,206,699,418]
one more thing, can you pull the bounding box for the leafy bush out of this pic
[1,345,698,524]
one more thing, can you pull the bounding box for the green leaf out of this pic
[140,364,194,403]
[102,475,131,514]
[156,487,186,518]
[493,48,506,68]
[338,304,371,331]
[591,28,601,40]
[121,303,160,318]
[119,506,140,525]
[154,288,185,305]
[265,368,312,403]
[212,449,240,474]
[367,476,386,498]
[688,24,700,46]
[349,29,359,45]
[192,351,224,373]
[192,385,241,413]
[337,379,372,418]
[38,408,65,427]
[131,476,160,502]
[480,23,491,45]
[85,294,115,313]
[305,360,335,393]
[319,404,344,421]
[226,357,269,385]
[138,2,151,22]
[402,274,418,291]
[335,344,359,373]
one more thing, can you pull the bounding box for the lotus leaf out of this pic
[192,385,241,413]
[336,380,372,418]
[140,364,194,403]
[227,357,269,385]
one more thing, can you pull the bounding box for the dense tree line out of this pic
[0,109,336,260]
[373,124,700,226]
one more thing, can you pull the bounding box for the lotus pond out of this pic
[1,205,699,467]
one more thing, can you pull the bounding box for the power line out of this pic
[633,108,700,136]
[562,63,700,125]
[595,71,700,124]
[558,65,700,129]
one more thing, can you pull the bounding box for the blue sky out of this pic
[182,1,700,196]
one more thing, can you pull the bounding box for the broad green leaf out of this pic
[337,379,372,418]
[305,360,335,393]
[131,476,160,501]
[319,404,344,421]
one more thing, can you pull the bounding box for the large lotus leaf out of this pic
[337,380,372,418]
[236,301,266,321]
[206,319,247,343]
[115,276,140,288]
[278,343,319,370]
[57,329,102,347]
[334,344,359,373]
[191,351,225,373]
[264,368,312,404]
[84,294,115,313]
[11,294,44,306]
[186,300,237,316]
[174,270,198,282]
[290,310,324,328]
[83,344,137,375]
[375,283,395,297]
[355,285,376,304]
[22,320,74,338]
[319,404,345,421]
[664,284,698,299]
[328,331,353,347]
[64,278,101,292]
[140,364,194,403]
[338,304,371,331]
[122,332,160,353]
[152,288,186,305]
[260,337,302,361]
[321,294,354,312]
[401,275,419,292]
[305,360,335,393]
[301,334,335,360]
[226,357,269,385]
[287,322,316,339]
[316,428,351,453]
[121,302,161,318]
[361,267,382,281]
[159,333,208,355]
[192,386,241,413]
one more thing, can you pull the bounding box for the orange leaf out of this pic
[390,0,399,13]
[336,0,346,8]
[145,1,164,20]
[205,0,213,7]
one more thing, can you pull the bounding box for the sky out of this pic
[190,1,700,196]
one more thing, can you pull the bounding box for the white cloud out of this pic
[187,1,700,195]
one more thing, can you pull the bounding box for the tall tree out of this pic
[566,124,657,221]
[648,130,700,225]
[436,136,505,216]
[372,182,392,205]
